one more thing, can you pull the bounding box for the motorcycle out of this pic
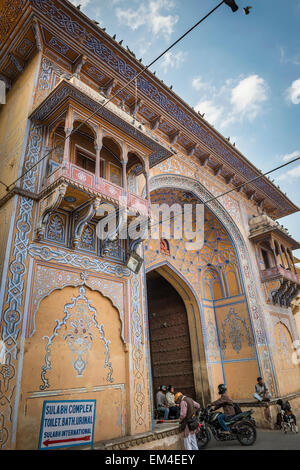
[196,405,257,448]
[280,410,298,434]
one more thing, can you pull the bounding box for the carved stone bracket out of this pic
[101,206,128,254]
[35,183,68,240]
[271,279,299,307]
[129,98,142,117]
[128,215,149,252]
[214,164,223,176]
[150,115,161,131]
[99,78,116,97]
[186,143,197,157]
[72,197,102,248]
[72,54,87,78]
[0,73,11,89]
[169,130,180,145]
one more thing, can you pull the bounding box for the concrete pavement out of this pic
[204,429,300,450]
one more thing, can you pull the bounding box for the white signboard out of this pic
[39,399,96,449]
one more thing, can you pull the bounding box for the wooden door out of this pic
[147,271,196,402]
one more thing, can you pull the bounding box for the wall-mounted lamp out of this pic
[126,250,144,274]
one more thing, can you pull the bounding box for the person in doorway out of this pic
[175,392,200,450]
[253,377,272,402]
[166,385,180,419]
[209,384,235,435]
[156,385,169,420]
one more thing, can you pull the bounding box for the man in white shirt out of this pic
[253,377,271,402]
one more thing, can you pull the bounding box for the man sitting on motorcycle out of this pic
[209,384,235,435]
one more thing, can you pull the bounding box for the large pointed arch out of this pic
[146,260,211,405]
[146,173,278,396]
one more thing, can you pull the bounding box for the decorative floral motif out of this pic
[221,308,254,358]
[46,214,64,242]
[29,265,125,342]
[206,317,220,361]
[40,286,114,389]
[64,304,94,376]
[275,322,293,370]
[80,225,95,251]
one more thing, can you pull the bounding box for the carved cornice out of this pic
[26,0,299,218]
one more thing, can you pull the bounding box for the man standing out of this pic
[210,384,235,434]
[156,385,169,420]
[253,377,271,402]
[175,392,200,450]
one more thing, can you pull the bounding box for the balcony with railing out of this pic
[46,160,149,216]
[248,213,300,306]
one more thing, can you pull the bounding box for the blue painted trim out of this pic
[212,302,226,385]
[209,358,257,364]
[11,257,34,446]
[142,244,154,430]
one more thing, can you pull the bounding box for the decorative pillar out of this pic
[95,145,102,184]
[270,238,277,268]
[289,249,297,275]
[121,143,128,194]
[63,107,73,167]
[94,127,103,187]
[143,159,150,203]
[283,247,290,270]
[277,242,285,268]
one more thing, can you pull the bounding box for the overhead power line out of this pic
[147,156,300,234]
[1,0,226,199]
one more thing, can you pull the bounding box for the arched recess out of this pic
[202,267,224,300]
[146,261,211,405]
[28,266,127,344]
[273,321,300,396]
[145,173,277,396]
[17,284,127,448]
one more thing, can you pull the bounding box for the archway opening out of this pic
[146,269,196,402]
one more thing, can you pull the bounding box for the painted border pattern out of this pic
[0,123,43,449]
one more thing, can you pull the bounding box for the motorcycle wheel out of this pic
[196,427,211,449]
[236,423,257,446]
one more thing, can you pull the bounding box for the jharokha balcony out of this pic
[28,76,173,254]
[248,213,300,307]
[30,75,173,218]
[28,75,175,252]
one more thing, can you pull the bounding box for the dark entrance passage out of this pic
[146,270,196,401]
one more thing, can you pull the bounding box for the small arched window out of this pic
[160,238,170,255]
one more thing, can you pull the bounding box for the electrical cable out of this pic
[1,0,225,199]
